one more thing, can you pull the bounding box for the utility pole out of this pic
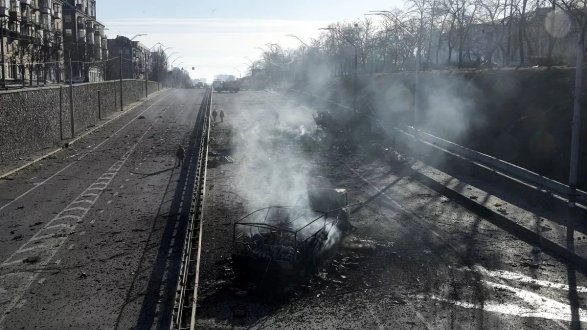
[368,11,422,131]
[119,55,123,111]
[145,53,148,98]
[353,44,358,112]
[157,47,160,91]
[353,22,359,113]
[69,56,74,138]
[567,16,586,242]
[130,40,134,79]
[1,17,5,89]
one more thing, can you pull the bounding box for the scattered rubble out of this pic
[497,208,508,215]
[23,256,40,264]
[233,189,350,279]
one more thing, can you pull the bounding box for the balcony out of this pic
[94,47,101,60]
[33,13,40,26]
[20,15,31,25]
[40,13,49,29]
[51,4,60,18]
[8,29,19,40]
[9,0,17,10]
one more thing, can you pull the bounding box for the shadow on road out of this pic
[567,208,583,330]
[130,167,175,178]
[113,103,206,329]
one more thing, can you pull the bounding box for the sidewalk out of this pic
[0,89,167,180]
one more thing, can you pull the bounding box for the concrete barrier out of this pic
[0,80,159,163]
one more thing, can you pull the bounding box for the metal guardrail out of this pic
[171,89,212,330]
[285,88,587,207]
[399,127,587,206]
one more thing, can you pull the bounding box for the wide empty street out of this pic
[0,89,204,329]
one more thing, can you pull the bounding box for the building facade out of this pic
[106,35,150,80]
[0,0,65,86]
[62,0,107,83]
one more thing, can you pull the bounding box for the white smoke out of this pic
[228,94,318,211]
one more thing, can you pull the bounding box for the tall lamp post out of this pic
[170,57,183,88]
[0,15,6,89]
[148,42,166,84]
[129,33,146,79]
[320,25,358,112]
[286,34,310,82]
[285,34,309,48]
[368,10,421,130]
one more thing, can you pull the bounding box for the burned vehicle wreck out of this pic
[233,189,351,278]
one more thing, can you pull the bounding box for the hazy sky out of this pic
[98,0,404,81]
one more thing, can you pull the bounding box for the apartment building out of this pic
[62,0,107,82]
[106,35,150,80]
[0,0,65,86]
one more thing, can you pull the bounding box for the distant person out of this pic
[220,109,225,122]
[176,144,185,168]
[212,108,218,122]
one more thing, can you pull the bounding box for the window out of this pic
[64,14,71,23]
[65,28,72,36]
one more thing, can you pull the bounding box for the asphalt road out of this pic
[0,89,205,329]
[198,90,587,329]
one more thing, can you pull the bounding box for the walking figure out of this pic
[176,144,185,168]
[220,109,225,122]
[212,108,218,122]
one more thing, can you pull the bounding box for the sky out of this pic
[98,0,404,82]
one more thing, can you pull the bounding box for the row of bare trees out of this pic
[250,0,587,83]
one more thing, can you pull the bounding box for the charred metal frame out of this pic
[233,206,339,271]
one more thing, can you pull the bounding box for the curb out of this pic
[0,89,168,180]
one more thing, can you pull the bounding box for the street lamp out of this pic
[171,56,183,66]
[150,45,171,85]
[369,10,421,130]
[0,14,7,89]
[129,34,147,79]
[320,25,359,112]
[285,34,309,48]
[149,42,164,51]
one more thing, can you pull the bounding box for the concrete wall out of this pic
[0,79,160,163]
[294,67,587,189]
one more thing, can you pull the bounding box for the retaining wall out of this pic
[0,79,160,163]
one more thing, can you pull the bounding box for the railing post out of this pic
[69,57,74,138]
[98,90,101,120]
[145,53,148,98]
[59,86,63,140]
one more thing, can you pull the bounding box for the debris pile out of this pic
[233,189,350,278]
